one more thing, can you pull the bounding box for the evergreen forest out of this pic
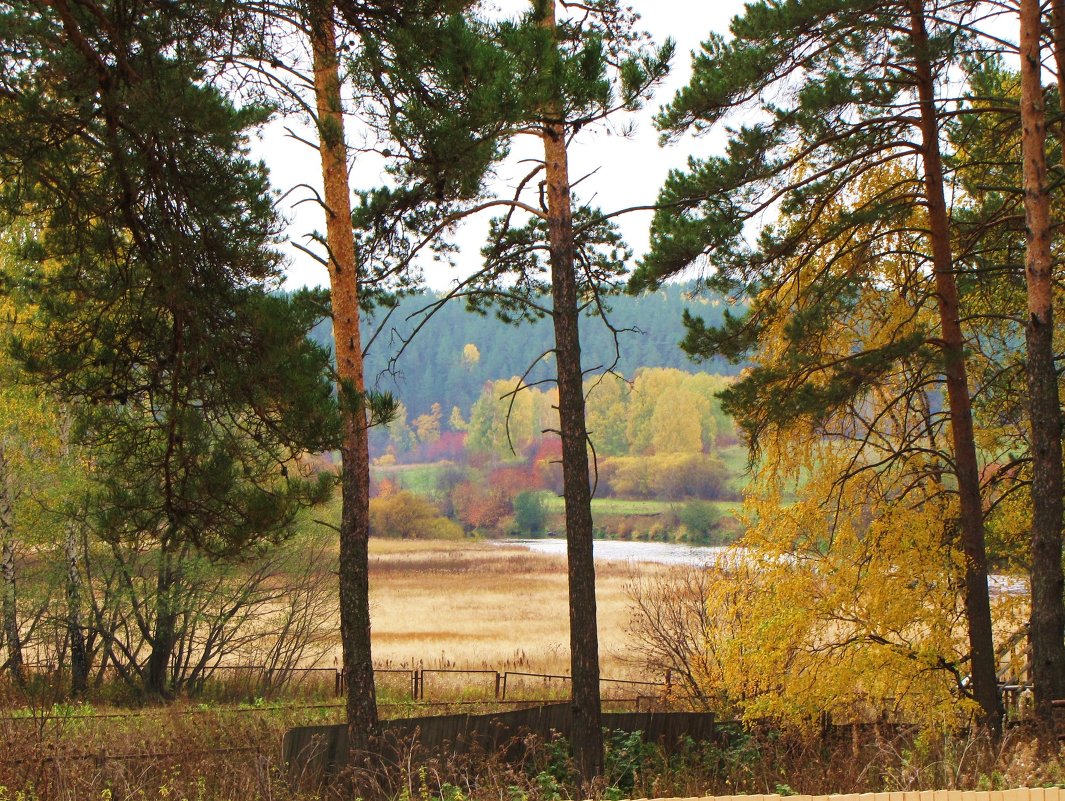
[321,281,740,422]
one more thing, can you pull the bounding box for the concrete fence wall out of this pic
[283,703,721,789]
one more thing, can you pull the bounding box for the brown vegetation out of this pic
[1,701,1064,800]
[367,539,672,678]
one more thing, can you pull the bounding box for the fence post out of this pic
[501,672,508,701]
[335,669,344,697]
[494,672,501,699]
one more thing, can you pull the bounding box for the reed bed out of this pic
[367,539,672,677]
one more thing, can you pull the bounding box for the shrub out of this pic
[451,481,511,532]
[677,500,722,543]
[603,454,734,500]
[512,491,547,535]
[370,491,464,539]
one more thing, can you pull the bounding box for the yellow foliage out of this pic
[369,490,463,539]
[689,165,1013,728]
[0,251,74,538]
[721,438,976,727]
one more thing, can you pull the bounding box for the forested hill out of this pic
[309,282,740,419]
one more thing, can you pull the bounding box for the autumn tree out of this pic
[628,168,1019,725]
[0,297,66,687]
[370,491,462,539]
[413,403,443,447]
[466,379,557,458]
[632,0,1005,731]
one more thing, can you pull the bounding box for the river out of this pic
[506,537,1028,595]
[508,537,740,567]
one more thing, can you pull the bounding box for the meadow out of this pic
[538,495,744,519]
[367,537,673,679]
[2,534,1062,800]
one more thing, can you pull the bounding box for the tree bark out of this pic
[538,0,604,784]
[1050,0,1065,110]
[65,522,89,697]
[0,444,24,688]
[146,545,177,698]
[908,0,1003,734]
[309,0,378,752]
[1020,0,1065,728]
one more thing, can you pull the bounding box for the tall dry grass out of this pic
[367,540,672,678]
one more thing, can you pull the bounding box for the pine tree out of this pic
[0,1,339,697]
[305,0,383,750]
[1018,0,1065,729]
[632,0,1005,730]
[340,1,669,779]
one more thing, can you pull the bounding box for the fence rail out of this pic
[333,665,666,702]
[4,662,1034,720]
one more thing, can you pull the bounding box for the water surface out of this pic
[506,537,1027,595]
[507,538,738,567]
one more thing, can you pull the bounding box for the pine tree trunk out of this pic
[147,546,177,698]
[1051,0,1065,106]
[65,523,88,697]
[538,0,604,784]
[309,1,378,753]
[908,0,1003,734]
[0,444,23,688]
[1020,0,1065,728]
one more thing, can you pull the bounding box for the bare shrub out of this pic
[624,563,747,713]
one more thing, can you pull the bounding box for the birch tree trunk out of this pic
[65,521,88,697]
[0,443,24,687]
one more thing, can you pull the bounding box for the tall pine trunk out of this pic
[908,0,1002,733]
[309,1,378,752]
[0,444,23,687]
[146,545,177,698]
[1019,0,1065,728]
[65,523,88,697]
[538,0,604,784]
[1051,0,1065,106]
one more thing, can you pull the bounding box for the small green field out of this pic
[541,494,743,518]
[375,461,452,494]
[542,495,673,515]
[718,444,753,489]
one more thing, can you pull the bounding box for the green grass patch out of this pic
[542,494,743,519]
[718,444,752,489]
[375,462,450,494]
[542,495,672,515]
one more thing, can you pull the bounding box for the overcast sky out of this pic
[253,2,748,291]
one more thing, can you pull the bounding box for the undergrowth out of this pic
[1,713,1063,801]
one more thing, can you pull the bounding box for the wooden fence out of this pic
[344,667,663,701]
[4,663,665,704]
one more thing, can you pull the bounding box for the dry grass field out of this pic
[366,538,673,679]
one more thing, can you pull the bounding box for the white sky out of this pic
[253,1,747,291]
